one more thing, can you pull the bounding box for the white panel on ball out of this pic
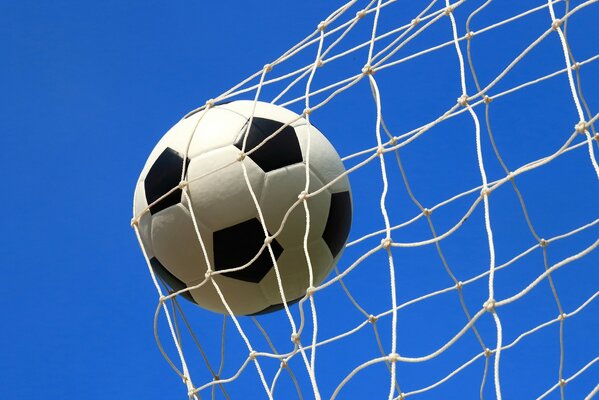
[186,145,265,231]
[133,180,155,256]
[294,124,350,194]
[151,203,212,284]
[185,107,248,158]
[258,239,334,305]
[259,163,330,249]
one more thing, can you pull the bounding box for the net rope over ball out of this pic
[133,100,352,316]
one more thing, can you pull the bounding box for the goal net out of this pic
[132,0,599,399]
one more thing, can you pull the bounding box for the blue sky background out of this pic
[1,1,598,399]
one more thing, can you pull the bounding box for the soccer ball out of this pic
[133,100,352,315]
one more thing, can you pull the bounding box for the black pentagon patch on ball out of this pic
[234,117,303,172]
[149,257,194,302]
[144,148,189,215]
[322,191,352,258]
[247,297,301,316]
[213,218,283,283]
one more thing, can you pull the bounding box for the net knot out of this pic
[507,171,515,180]
[306,286,316,296]
[280,359,288,368]
[422,208,432,216]
[594,133,599,143]
[362,64,374,75]
[388,353,400,362]
[539,238,549,248]
[237,152,246,161]
[572,62,582,71]
[178,180,188,189]
[465,31,475,40]
[303,107,313,116]
[213,375,220,381]
[559,378,567,387]
[381,237,393,249]
[204,270,212,279]
[130,217,139,227]
[484,348,493,358]
[456,281,463,290]
[205,98,215,108]
[558,312,567,321]
[298,190,308,201]
[484,299,496,312]
[367,314,378,324]
[291,332,300,344]
[458,95,469,106]
[159,295,167,304]
[398,393,406,400]
[551,19,563,30]
[483,95,493,104]
[317,21,328,31]
[411,17,420,26]
[575,120,587,134]
[480,187,491,197]
[316,58,324,68]
[376,146,385,155]
[264,236,273,245]
[263,63,273,73]
[356,9,367,19]
[249,350,258,360]
[444,5,454,16]
[187,389,196,398]
[389,136,398,145]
